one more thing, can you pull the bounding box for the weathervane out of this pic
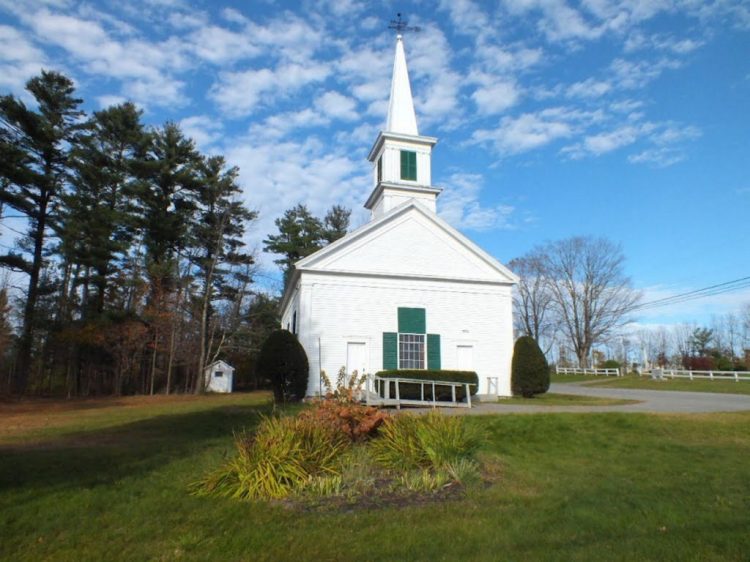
[388,12,421,35]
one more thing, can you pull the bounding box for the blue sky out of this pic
[1,0,748,327]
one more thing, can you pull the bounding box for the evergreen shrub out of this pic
[256,329,309,402]
[511,336,550,398]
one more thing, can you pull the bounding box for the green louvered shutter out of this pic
[398,308,426,334]
[427,334,441,369]
[383,332,398,370]
[400,150,417,181]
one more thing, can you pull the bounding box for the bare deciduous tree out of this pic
[509,252,557,353]
[537,236,640,367]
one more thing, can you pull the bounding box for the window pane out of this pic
[398,333,425,369]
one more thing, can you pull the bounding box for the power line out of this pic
[632,276,750,312]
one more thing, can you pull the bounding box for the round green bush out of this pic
[511,336,550,398]
[257,329,309,403]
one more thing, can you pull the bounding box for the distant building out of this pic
[280,34,517,398]
[203,360,234,393]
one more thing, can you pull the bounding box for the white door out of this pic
[456,345,474,371]
[346,342,367,377]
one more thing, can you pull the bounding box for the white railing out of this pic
[555,366,622,377]
[364,374,474,409]
[652,369,750,382]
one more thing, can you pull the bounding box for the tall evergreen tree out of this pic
[62,102,147,317]
[190,155,256,391]
[132,122,202,394]
[0,71,84,392]
[263,203,350,289]
[134,122,201,280]
[323,205,351,243]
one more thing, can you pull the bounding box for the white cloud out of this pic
[564,125,642,157]
[564,120,699,161]
[315,91,358,121]
[248,109,328,141]
[209,62,331,117]
[477,44,544,72]
[185,25,261,64]
[438,173,515,231]
[472,111,574,155]
[406,24,464,128]
[438,0,491,37]
[179,115,224,149]
[96,94,127,108]
[566,77,612,99]
[223,135,370,263]
[470,74,521,115]
[650,125,701,145]
[18,9,188,107]
[610,57,682,89]
[0,25,46,92]
[503,0,605,41]
[628,147,685,167]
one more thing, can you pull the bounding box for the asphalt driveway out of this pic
[444,382,750,415]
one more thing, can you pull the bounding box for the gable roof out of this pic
[281,200,518,312]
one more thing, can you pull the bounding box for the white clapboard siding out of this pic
[291,271,513,397]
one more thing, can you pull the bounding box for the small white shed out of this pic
[204,360,234,393]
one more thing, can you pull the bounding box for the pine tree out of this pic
[132,122,202,393]
[62,102,147,317]
[323,205,351,243]
[263,204,351,289]
[190,155,256,392]
[0,71,84,393]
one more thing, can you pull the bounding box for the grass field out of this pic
[497,392,639,406]
[552,373,750,395]
[1,393,749,561]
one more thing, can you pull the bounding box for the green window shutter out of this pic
[398,308,426,334]
[383,332,398,370]
[400,150,417,181]
[427,334,441,370]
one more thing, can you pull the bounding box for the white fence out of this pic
[555,366,622,377]
[652,369,750,382]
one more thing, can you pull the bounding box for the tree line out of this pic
[0,71,351,397]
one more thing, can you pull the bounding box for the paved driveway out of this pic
[438,382,750,415]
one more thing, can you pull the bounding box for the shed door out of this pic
[456,345,474,371]
[347,342,367,377]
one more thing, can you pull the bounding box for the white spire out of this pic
[386,35,419,136]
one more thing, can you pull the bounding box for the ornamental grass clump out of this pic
[371,412,482,472]
[192,415,347,500]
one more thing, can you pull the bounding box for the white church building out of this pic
[280,34,518,398]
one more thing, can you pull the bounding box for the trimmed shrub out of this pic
[256,329,309,403]
[511,336,550,398]
[600,359,621,370]
[375,369,478,401]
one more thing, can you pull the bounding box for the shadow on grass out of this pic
[0,401,275,499]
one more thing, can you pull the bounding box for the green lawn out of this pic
[552,373,750,395]
[2,393,749,561]
[498,392,639,406]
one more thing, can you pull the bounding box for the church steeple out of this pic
[365,34,441,220]
[386,36,419,136]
